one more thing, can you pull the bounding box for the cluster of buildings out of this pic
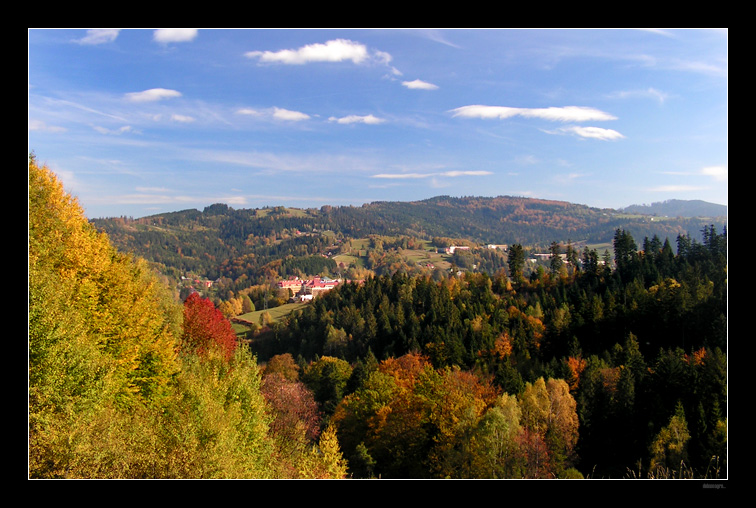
[180,275,215,288]
[278,276,341,302]
[445,244,509,254]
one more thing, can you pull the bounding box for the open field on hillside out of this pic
[401,248,452,270]
[332,253,364,268]
[232,302,308,334]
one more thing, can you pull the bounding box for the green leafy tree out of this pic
[469,393,523,478]
[302,356,353,416]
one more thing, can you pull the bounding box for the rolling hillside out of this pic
[619,199,727,218]
[92,195,726,287]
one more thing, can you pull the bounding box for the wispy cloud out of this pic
[236,108,264,117]
[607,87,670,104]
[450,105,617,122]
[92,125,133,135]
[402,79,439,90]
[648,185,706,193]
[153,29,198,44]
[670,58,727,78]
[171,114,195,123]
[186,148,380,177]
[31,95,129,123]
[329,114,385,125]
[663,165,728,182]
[76,29,120,45]
[515,155,540,165]
[125,88,182,103]
[700,165,727,181]
[236,106,310,121]
[415,29,461,49]
[28,120,67,133]
[273,107,310,121]
[89,191,203,207]
[556,126,625,141]
[372,170,492,179]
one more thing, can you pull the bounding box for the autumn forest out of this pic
[29,156,727,480]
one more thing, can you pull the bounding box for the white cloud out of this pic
[76,29,120,45]
[443,171,492,177]
[272,107,310,121]
[451,105,617,122]
[246,39,370,65]
[171,114,195,123]
[700,165,727,181]
[373,50,394,67]
[125,88,182,102]
[236,107,310,121]
[402,79,439,90]
[236,108,264,117]
[28,120,66,133]
[557,126,625,140]
[92,125,133,135]
[329,114,385,125]
[153,29,198,43]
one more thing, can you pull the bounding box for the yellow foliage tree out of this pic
[29,155,346,478]
[29,156,185,476]
[29,155,181,407]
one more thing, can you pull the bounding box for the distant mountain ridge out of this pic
[619,199,726,218]
[91,195,727,289]
[95,196,728,248]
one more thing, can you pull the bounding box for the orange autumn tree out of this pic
[332,353,502,478]
[419,366,500,478]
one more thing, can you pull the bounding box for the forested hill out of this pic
[335,196,726,244]
[620,199,727,218]
[94,195,724,255]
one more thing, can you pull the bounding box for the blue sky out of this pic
[28,29,727,219]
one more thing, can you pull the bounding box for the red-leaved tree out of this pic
[182,292,237,361]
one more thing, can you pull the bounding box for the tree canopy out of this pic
[29,156,347,478]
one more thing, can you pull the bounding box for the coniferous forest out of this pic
[29,156,727,480]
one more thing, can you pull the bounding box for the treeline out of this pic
[252,225,727,478]
[29,157,347,479]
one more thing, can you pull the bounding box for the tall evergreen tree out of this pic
[507,243,526,284]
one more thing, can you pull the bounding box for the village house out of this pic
[279,276,341,302]
[445,245,471,255]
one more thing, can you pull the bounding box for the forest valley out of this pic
[29,156,727,480]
